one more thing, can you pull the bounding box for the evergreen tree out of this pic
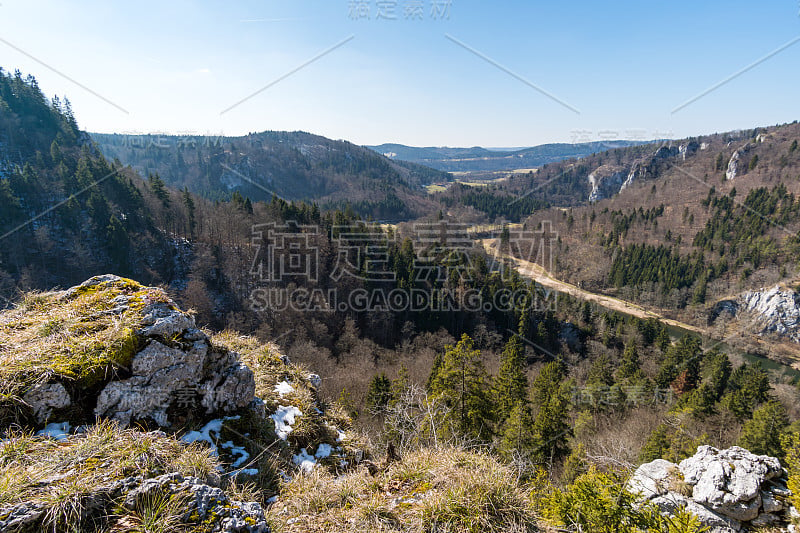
[148,173,171,207]
[531,379,571,464]
[366,373,393,412]
[705,351,732,399]
[389,365,410,407]
[739,400,789,458]
[530,360,565,408]
[429,334,494,441]
[493,335,528,421]
[182,187,196,235]
[586,354,615,387]
[640,425,670,462]
[618,342,640,380]
[497,401,536,460]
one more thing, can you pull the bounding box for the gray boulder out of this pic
[679,446,781,521]
[47,275,258,428]
[629,445,791,531]
[628,458,674,499]
[650,493,741,533]
[22,382,71,423]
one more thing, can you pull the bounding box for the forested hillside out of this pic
[0,68,178,292]
[93,131,449,220]
[368,140,644,172]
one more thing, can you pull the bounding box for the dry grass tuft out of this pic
[0,421,219,530]
[270,446,541,533]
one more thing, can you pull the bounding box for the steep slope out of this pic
[0,69,186,296]
[92,131,449,219]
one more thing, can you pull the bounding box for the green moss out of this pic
[46,327,142,388]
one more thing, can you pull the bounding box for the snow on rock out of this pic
[292,443,335,473]
[271,405,302,440]
[220,441,250,468]
[180,416,249,469]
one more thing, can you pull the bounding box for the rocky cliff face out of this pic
[629,446,793,532]
[589,143,689,201]
[588,165,626,202]
[711,285,800,344]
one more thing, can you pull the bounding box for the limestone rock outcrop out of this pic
[18,275,256,428]
[628,446,793,532]
[711,285,800,344]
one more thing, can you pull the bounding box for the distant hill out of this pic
[92,131,450,219]
[368,140,646,172]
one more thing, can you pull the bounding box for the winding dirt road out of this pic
[481,238,704,335]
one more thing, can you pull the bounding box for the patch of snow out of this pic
[181,418,224,447]
[274,381,295,397]
[266,496,278,504]
[292,443,335,473]
[336,429,346,443]
[271,405,302,440]
[315,443,332,459]
[181,416,244,464]
[220,441,250,468]
[293,448,316,473]
[36,422,71,441]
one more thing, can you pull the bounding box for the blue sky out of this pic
[1,0,798,146]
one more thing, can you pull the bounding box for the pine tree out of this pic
[497,401,536,460]
[587,354,615,386]
[691,274,707,304]
[429,334,494,441]
[531,380,571,464]
[618,342,640,380]
[389,364,410,407]
[526,360,571,463]
[366,373,393,412]
[705,351,732,399]
[640,425,670,462]
[739,401,789,458]
[655,328,671,353]
[493,335,528,421]
[182,187,196,236]
[530,360,565,408]
[561,442,588,484]
[105,215,130,272]
[148,173,171,207]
